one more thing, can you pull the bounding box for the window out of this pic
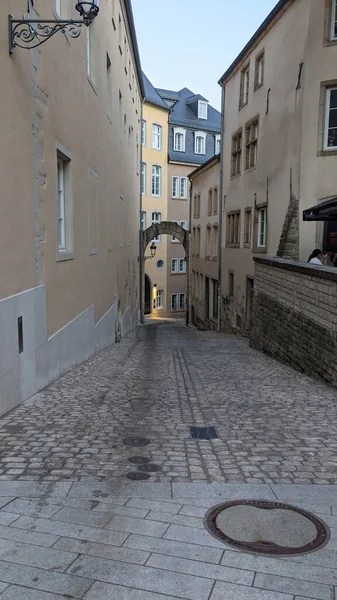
[212,225,218,260]
[324,88,337,150]
[240,64,250,107]
[195,132,206,154]
[141,162,147,195]
[152,124,162,149]
[206,225,211,258]
[156,289,164,308]
[192,227,196,255]
[227,211,241,246]
[56,148,73,257]
[212,279,218,319]
[55,0,66,17]
[141,120,147,146]
[213,188,218,215]
[331,0,337,40]
[255,51,265,89]
[197,194,201,218]
[231,130,242,177]
[86,25,96,84]
[228,271,234,299]
[180,177,187,199]
[171,258,186,273]
[174,128,186,151]
[257,207,267,248]
[196,227,201,256]
[172,176,179,198]
[193,195,197,218]
[152,165,161,196]
[106,53,112,118]
[244,208,252,246]
[171,294,178,311]
[141,211,146,231]
[208,190,213,216]
[156,260,164,270]
[245,118,259,170]
[179,293,186,310]
[152,211,162,242]
[215,135,221,154]
[198,101,208,120]
[172,220,187,242]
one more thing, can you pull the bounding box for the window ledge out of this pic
[254,83,263,92]
[324,38,337,47]
[253,247,267,254]
[317,148,337,157]
[239,101,248,111]
[87,76,98,96]
[226,244,240,248]
[112,17,116,30]
[212,257,218,262]
[230,173,241,181]
[151,147,162,152]
[89,250,99,256]
[244,165,257,174]
[244,243,252,248]
[57,251,74,262]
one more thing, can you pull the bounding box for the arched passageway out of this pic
[144,274,152,315]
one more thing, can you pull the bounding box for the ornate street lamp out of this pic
[9,0,99,54]
[150,242,157,257]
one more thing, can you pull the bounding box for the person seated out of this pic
[323,248,336,267]
[307,249,323,265]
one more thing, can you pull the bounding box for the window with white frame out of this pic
[156,289,164,309]
[56,148,73,256]
[215,135,221,154]
[152,165,161,196]
[141,211,146,231]
[245,118,259,170]
[179,293,186,310]
[141,162,146,195]
[257,207,267,248]
[240,64,250,108]
[171,258,186,273]
[152,124,162,149]
[141,120,146,146]
[172,176,179,198]
[172,220,187,242]
[152,211,162,242]
[180,177,187,198]
[195,132,206,155]
[255,51,265,89]
[55,0,67,18]
[174,128,186,151]
[331,0,337,40]
[325,88,337,149]
[198,101,208,120]
[86,26,96,84]
[231,129,243,177]
[171,293,178,311]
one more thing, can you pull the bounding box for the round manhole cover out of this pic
[123,437,150,447]
[125,472,150,481]
[128,456,151,465]
[205,500,330,557]
[137,463,162,473]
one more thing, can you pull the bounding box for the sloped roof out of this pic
[157,87,221,133]
[143,73,169,110]
[186,94,208,104]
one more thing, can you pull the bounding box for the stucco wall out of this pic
[251,257,337,386]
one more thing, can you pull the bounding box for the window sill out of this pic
[324,38,337,47]
[212,257,218,262]
[317,148,337,156]
[254,83,263,92]
[253,247,267,254]
[194,152,206,156]
[244,165,257,174]
[112,17,116,30]
[151,195,162,199]
[244,243,252,248]
[89,250,99,256]
[239,101,248,111]
[87,76,98,96]
[151,147,162,152]
[226,244,240,248]
[173,149,186,153]
[171,272,186,276]
[230,173,241,180]
[119,45,123,55]
[57,251,74,262]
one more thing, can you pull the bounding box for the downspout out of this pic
[139,102,144,324]
[186,179,193,326]
[217,84,225,332]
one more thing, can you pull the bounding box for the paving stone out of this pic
[147,553,254,585]
[164,524,224,548]
[0,560,92,597]
[0,584,70,599]
[13,515,128,546]
[126,499,183,514]
[123,533,223,564]
[0,538,76,571]
[221,550,337,586]
[54,537,149,565]
[0,513,19,526]
[67,555,214,600]
[254,572,332,599]
[106,516,169,537]
[0,500,14,510]
[93,503,149,519]
[83,581,183,600]
[210,581,293,600]
[172,483,275,499]
[2,499,62,519]
[50,507,112,528]
[69,483,171,499]
[0,483,71,498]
[272,485,337,504]
[0,523,58,547]
[179,505,208,518]
[287,549,337,569]
[145,510,204,529]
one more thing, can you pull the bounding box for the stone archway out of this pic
[140,221,190,325]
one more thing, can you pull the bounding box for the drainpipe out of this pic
[217,84,226,332]
[139,102,145,325]
[186,180,193,326]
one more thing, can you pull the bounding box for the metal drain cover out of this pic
[137,463,162,472]
[205,500,330,556]
[123,437,150,447]
[190,426,217,440]
[125,472,150,481]
[128,456,151,465]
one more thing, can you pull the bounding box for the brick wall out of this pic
[250,257,337,386]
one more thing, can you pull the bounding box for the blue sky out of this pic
[132,0,277,111]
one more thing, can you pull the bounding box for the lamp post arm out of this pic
[9,15,85,53]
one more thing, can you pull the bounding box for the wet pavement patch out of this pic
[128,456,151,465]
[190,426,218,440]
[123,437,150,447]
[204,500,330,556]
[125,472,151,480]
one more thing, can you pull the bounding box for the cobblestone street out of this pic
[0,321,336,485]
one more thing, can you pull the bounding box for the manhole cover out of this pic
[190,426,218,440]
[123,437,150,447]
[205,500,330,556]
[128,456,151,465]
[125,472,150,481]
[137,463,162,472]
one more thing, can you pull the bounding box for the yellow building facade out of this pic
[141,78,170,315]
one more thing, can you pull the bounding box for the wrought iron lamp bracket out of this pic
[9,15,87,54]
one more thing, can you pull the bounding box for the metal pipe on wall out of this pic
[217,84,226,332]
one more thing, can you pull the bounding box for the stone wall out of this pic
[250,257,337,386]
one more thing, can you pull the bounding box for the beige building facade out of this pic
[219,0,337,332]
[0,0,143,416]
[190,156,220,328]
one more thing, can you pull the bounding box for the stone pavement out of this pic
[0,481,333,599]
[0,321,335,484]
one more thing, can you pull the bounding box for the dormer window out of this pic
[198,101,208,120]
[215,135,221,154]
[195,131,206,155]
[173,128,186,152]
